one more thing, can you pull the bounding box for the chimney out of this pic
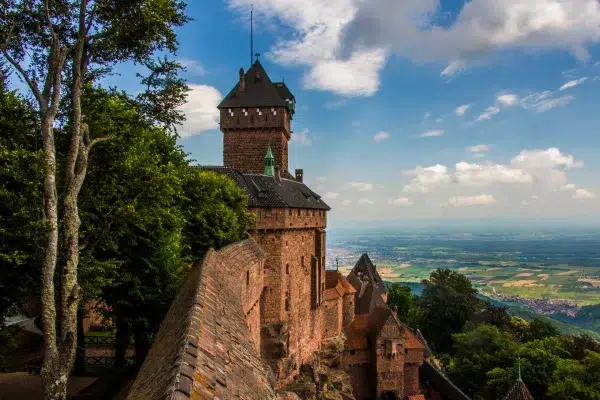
[275,166,282,184]
[295,169,304,183]
[237,68,245,95]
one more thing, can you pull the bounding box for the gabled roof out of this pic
[218,60,294,109]
[200,166,331,210]
[347,254,387,295]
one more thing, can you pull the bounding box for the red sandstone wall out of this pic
[321,297,342,340]
[404,363,421,397]
[251,208,327,231]
[221,107,291,174]
[342,295,354,328]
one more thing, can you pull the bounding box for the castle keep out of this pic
[128,60,455,400]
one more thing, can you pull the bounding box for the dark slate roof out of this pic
[347,254,387,295]
[502,380,534,400]
[218,60,294,109]
[200,166,331,210]
[420,360,472,400]
[417,329,432,358]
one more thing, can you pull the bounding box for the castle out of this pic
[127,60,465,400]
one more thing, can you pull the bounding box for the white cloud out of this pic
[424,112,431,120]
[179,59,207,76]
[472,153,486,159]
[498,93,518,106]
[304,48,387,96]
[324,192,340,199]
[420,129,444,137]
[476,106,501,121]
[440,60,467,77]
[455,104,470,116]
[342,199,352,206]
[392,196,413,206]
[560,183,576,191]
[177,84,222,138]
[374,131,390,142]
[448,194,496,207]
[467,144,489,153]
[403,148,582,193]
[231,0,600,96]
[520,91,575,112]
[511,148,583,169]
[343,181,374,191]
[317,176,328,182]
[352,121,361,127]
[435,117,444,123]
[521,200,529,206]
[559,77,588,91]
[316,185,326,191]
[573,188,596,200]
[358,198,374,204]
[291,128,313,146]
[403,165,451,193]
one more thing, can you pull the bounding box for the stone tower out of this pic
[218,60,295,175]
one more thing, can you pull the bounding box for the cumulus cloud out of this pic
[467,144,489,153]
[358,198,374,204]
[498,93,518,106]
[420,129,444,137]
[404,148,583,193]
[342,199,352,206]
[559,77,588,91]
[573,188,596,200]
[374,131,390,142]
[448,194,496,207]
[317,176,328,182]
[392,196,413,206]
[324,192,340,199]
[230,0,600,95]
[455,104,470,116]
[560,183,576,191]
[177,84,222,138]
[343,181,374,191]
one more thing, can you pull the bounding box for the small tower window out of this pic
[301,256,305,267]
[246,270,250,286]
[286,264,289,274]
[288,209,292,216]
[297,209,301,216]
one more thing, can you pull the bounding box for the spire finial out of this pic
[264,145,275,176]
[517,358,522,382]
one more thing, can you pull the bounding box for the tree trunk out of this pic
[39,114,64,400]
[133,321,149,371]
[115,315,130,370]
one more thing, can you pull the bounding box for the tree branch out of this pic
[43,0,56,38]
[0,49,45,109]
[88,135,114,150]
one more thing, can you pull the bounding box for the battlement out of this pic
[220,106,291,137]
[250,207,327,231]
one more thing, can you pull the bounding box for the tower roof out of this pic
[265,144,274,159]
[218,60,295,109]
[346,254,387,295]
[502,380,534,400]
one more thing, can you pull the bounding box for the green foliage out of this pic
[548,351,600,400]
[418,268,481,353]
[447,324,519,398]
[386,283,414,323]
[528,317,560,342]
[0,73,47,325]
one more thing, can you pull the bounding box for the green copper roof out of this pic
[264,145,275,176]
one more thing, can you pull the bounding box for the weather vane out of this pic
[255,52,261,62]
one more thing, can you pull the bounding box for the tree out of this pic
[1,2,188,398]
[548,351,600,400]
[528,318,560,342]
[417,269,481,353]
[386,283,415,323]
[0,68,46,326]
[447,324,519,397]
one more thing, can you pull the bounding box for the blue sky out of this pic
[19,0,600,223]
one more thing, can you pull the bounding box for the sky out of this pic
[16,0,600,224]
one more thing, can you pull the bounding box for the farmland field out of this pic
[326,225,600,307]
